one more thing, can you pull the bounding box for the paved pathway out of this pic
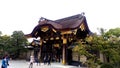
[0,60,86,68]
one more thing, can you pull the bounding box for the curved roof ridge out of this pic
[54,14,83,23]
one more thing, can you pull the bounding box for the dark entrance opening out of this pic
[40,40,62,63]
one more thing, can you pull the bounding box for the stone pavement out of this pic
[0,60,86,68]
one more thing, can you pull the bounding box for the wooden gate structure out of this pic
[25,13,92,65]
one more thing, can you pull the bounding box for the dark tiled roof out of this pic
[25,13,92,38]
[37,14,84,30]
[55,14,83,23]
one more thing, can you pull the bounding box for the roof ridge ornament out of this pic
[78,12,85,19]
[81,12,85,16]
[39,17,46,22]
[38,17,48,24]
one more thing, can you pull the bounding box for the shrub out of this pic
[100,63,113,68]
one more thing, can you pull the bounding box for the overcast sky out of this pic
[0,0,120,35]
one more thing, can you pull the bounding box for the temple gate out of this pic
[25,13,91,65]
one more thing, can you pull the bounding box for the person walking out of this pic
[35,57,40,66]
[1,56,8,68]
[5,55,9,66]
[29,55,34,68]
[43,55,48,65]
[47,55,51,65]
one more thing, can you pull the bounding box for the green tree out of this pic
[85,34,104,68]
[104,28,120,68]
[95,28,120,68]
[0,31,28,59]
[0,35,11,57]
[105,28,120,37]
[80,28,108,68]
[10,31,28,58]
[0,31,2,36]
[72,28,120,68]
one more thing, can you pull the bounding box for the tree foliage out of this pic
[0,31,28,59]
[73,28,120,68]
[105,28,120,37]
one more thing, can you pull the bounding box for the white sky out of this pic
[0,0,120,35]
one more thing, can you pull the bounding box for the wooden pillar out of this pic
[39,39,42,62]
[62,38,67,65]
